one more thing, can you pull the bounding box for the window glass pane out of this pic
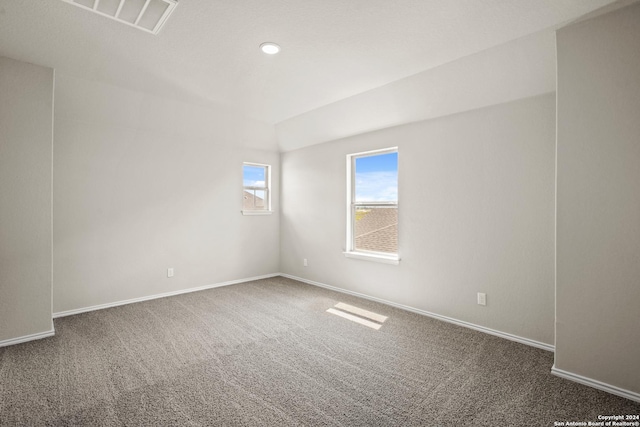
[254,190,266,207]
[243,163,270,211]
[243,165,266,188]
[354,206,398,253]
[355,152,398,202]
[243,189,254,209]
[242,189,268,210]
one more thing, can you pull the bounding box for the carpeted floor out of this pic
[0,276,638,426]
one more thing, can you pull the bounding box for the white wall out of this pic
[280,93,556,346]
[0,56,54,343]
[555,2,640,396]
[53,74,280,314]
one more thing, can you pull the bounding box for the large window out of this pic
[345,148,399,264]
[242,163,271,214]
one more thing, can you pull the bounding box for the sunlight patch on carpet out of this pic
[326,302,388,330]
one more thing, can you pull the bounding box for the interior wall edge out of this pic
[0,329,56,349]
[52,273,280,319]
[281,91,557,155]
[551,366,640,403]
[51,67,56,340]
[280,273,555,352]
[0,55,54,344]
[275,29,556,152]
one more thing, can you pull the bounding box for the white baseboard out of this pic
[53,273,280,318]
[551,365,640,403]
[279,273,555,352]
[0,329,55,348]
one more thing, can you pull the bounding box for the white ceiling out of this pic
[276,29,558,151]
[0,0,618,126]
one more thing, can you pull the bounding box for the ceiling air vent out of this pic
[61,0,178,35]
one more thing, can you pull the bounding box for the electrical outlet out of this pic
[303,258,308,267]
[167,268,174,278]
[477,292,486,306]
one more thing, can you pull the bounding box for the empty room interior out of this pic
[1,0,639,425]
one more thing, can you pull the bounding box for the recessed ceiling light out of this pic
[260,42,281,55]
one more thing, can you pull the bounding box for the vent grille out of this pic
[61,0,178,35]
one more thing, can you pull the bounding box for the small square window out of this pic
[242,163,271,215]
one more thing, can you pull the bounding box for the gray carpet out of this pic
[0,277,638,426]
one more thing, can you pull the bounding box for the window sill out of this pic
[343,251,400,265]
[241,210,273,216]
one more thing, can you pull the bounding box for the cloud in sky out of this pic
[243,165,266,187]
[243,180,265,187]
[355,171,398,202]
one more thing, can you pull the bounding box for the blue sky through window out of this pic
[355,152,398,202]
[243,165,266,187]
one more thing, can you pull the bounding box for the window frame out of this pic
[344,147,400,264]
[242,162,272,215]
